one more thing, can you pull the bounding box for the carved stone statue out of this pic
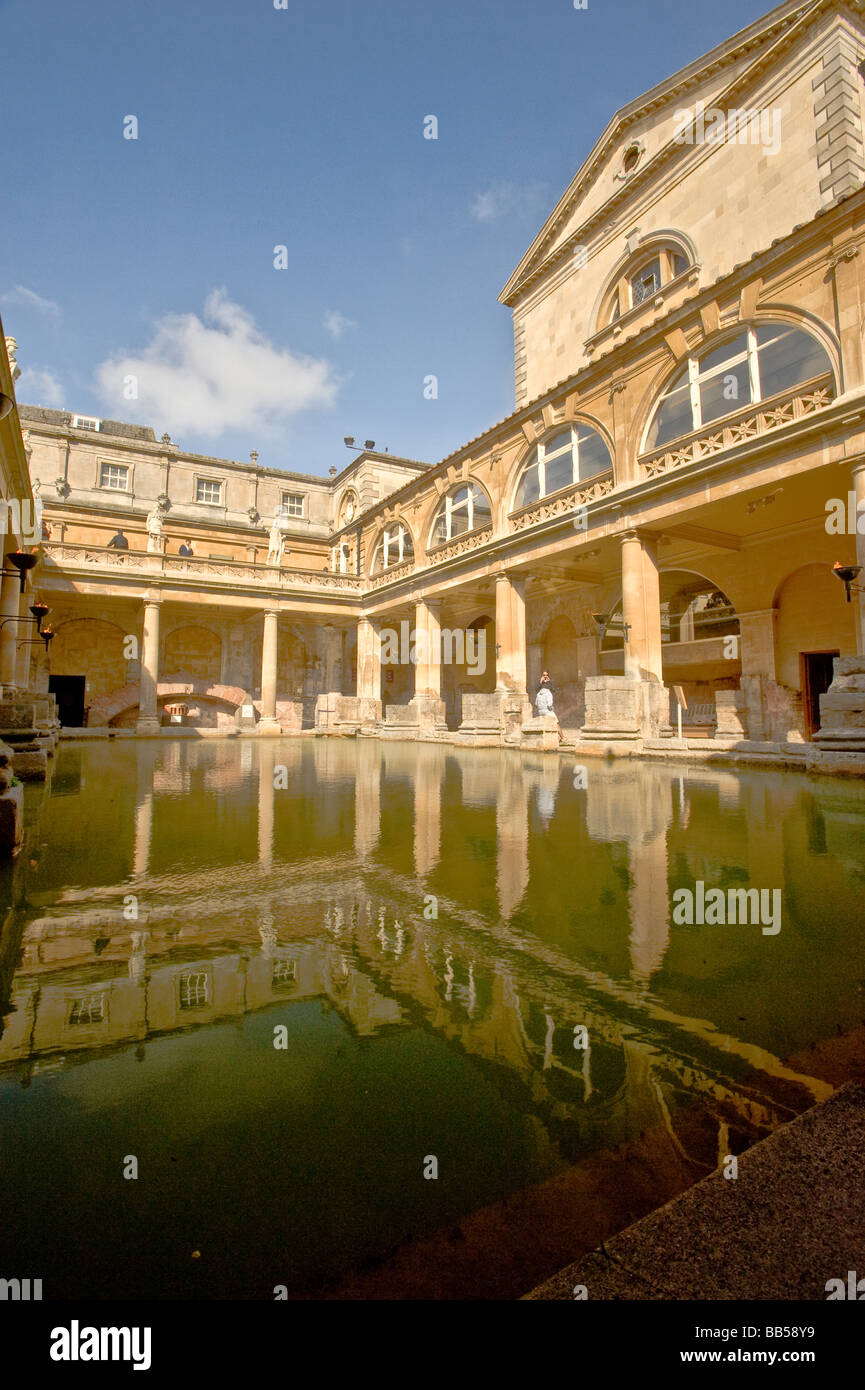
[4,337,20,383]
[146,506,165,553]
[267,523,285,567]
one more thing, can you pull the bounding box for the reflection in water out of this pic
[0,739,863,1299]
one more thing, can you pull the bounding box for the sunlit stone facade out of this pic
[13,0,865,768]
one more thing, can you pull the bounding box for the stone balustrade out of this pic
[40,544,363,593]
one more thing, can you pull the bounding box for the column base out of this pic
[455,690,530,746]
[257,717,283,737]
[135,716,162,737]
[581,676,669,741]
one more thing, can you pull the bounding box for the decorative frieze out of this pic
[368,560,415,589]
[510,475,614,532]
[425,526,494,563]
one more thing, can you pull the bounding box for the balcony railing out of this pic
[39,544,363,592]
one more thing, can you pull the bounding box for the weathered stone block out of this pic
[0,783,23,853]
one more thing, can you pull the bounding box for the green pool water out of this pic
[0,737,863,1299]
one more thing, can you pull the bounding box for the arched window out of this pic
[372,522,414,573]
[601,241,692,327]
[645,322,834,452]
[339,490,358,526]
[515,425,612,510]
[430,483,492,547]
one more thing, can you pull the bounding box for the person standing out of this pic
[178,538,194,557]
[536,669,563,743]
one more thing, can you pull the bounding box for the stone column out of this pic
[494,572,527,692]
[853,463,865,655]
[13,592,32,689]
[356,617,381,700]
[0,573,20,688]
[258,609,281,735]
[409,598,446,737]
[620,530,662,681]
[135,598,162,735]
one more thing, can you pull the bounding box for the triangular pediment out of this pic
[500,0,856,306]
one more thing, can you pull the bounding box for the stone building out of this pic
[15,0,865,768]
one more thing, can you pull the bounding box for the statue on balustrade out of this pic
[146,505,165,554]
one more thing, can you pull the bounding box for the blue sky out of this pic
[2,0,770,477]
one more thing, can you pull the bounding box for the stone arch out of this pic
[50,617,129,703]
[91,679,252,728]
[589,229,699,334]
[163,624,222,680]
[505,418,614,516]
[423,479,495,553]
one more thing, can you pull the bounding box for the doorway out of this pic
[49,674,86,727]
[800,651,838,740]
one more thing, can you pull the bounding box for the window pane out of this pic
[700,360,751,423]
[698,333,748,376]
[402,531,414,561]
[648,383,694,449]
[671,252,688,277]
[575,428,612,479]
[470,487,491,527]
[516,464,541,508]
[757,326,831,398]
[543,430,572,458]
[433,513,448,546]
[630,257,661,305]
[545,451,572,495]
[450,507,470,536]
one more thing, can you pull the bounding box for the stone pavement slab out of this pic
[526,1083,865,1300]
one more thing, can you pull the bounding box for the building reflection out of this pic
[3,739,860,1170]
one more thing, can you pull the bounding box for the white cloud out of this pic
[17,367,64,407]
[470,181,546,224]
[3,285,61,316]
[94,289,339,437]
[323,309,357,340]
